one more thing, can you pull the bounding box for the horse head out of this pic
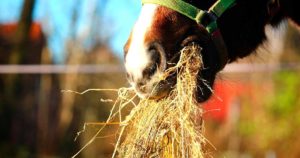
[124,0,294,102]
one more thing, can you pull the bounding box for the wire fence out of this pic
[0,63,299,74]
[0,64,125,74]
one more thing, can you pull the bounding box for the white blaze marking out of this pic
[125,4,158,82]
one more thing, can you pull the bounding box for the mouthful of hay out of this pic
[114,44,207,158]
[70,44,209,158]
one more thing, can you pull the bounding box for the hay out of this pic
[114,44,206,158]
[71,44,208,158]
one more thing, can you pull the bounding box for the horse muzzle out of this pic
[133,71,177,100]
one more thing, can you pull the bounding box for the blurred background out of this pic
[0,0,299,157]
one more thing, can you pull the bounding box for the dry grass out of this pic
[70,44,209,158]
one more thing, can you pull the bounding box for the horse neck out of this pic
[188,0,298,62]
[217,0,274,62]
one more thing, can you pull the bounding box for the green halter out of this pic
[141,0,236,33]
[141,0,236,69]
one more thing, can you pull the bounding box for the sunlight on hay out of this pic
[115,45,206,158]
[69,44,209,158]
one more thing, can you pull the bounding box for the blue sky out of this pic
[0,0,141,63]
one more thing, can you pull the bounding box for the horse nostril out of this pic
[143,64,157,79]
[142,42,166,79]
[148,42,165,67]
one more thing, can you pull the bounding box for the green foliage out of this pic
[268,72,300,118]
[238,120,257,136]
[226,71,300,157]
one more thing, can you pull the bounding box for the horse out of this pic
[123,0,300,102]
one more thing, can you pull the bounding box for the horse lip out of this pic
[146,72,177,100]
[148,82,172,100]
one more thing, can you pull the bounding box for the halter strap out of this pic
[141,0,236,33]
[141,0,236,69]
